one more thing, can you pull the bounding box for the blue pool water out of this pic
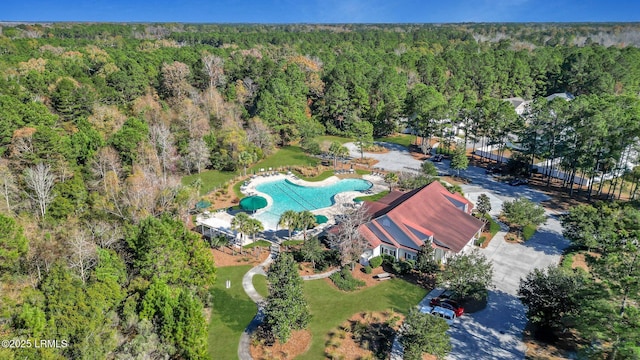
[254,178,372,229]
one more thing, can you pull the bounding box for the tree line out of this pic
[0,22,639,358]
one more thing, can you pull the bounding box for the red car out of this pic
[430,297,464,317]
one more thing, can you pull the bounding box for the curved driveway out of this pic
[351,142,571,360]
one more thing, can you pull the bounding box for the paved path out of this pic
[354,141,570,359]
[238,253,273,360]
[238,254,341,360]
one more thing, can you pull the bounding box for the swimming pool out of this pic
[254,178,372,229]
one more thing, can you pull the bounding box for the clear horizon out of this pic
[2,0,639,24]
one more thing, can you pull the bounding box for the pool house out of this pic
[352,181,485,264]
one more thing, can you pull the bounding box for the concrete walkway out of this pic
[238,253,273,360]
[238,254,341,360]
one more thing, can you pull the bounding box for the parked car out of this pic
[509,178,529,186]
[431,154,444,162]
[429,296,464,317]
[420,304,456,325]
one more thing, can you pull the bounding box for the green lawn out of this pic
[243,240,271,249]
[248,146,319,173]
[315,135,353,145]
[486,214,501,236]
[294,169,335,182]
[182,170,238,195]
[355,190,390,202]
[298,278,427,360]
[207,266,255,360]
[253,274,268,298]
[376,134,414,148]
[208,267,426,360]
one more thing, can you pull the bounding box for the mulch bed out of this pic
[211,247,270,267]
[250,329,312,360]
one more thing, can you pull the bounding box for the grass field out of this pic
[355,190,390,202]
[376,134,415,148]
[248,146,319,173]
[298,278,427,360]
[207,266,255,360]
[182,170,238,195]
[253,274,268,298]
[207,267,426,360]
[315,135,353,146]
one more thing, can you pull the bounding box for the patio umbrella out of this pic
[239,195,267,212]
[315,215,328,224]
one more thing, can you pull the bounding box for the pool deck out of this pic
[241,173,388,231]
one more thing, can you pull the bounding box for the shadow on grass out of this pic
[211,287,257,333]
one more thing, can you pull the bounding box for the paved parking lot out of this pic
[353,143,571,359]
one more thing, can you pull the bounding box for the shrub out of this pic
[522,223,537,240]
[381,254,395,266]
[399,260,415,275]
[363,265,372,274]
[475,236,487,246]
[369,256,383,268]
[330,267,365,291]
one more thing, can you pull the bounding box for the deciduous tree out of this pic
[400,307,451,360]
[437,249,493,300]
[328,205,371,267]
[518,265,584,331]
[24,163,56,219]
[501,197,546,234]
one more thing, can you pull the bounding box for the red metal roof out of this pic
[361,182,484,253]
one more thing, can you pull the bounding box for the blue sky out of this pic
[2,0,639,23]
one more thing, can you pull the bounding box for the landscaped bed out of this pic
[324,310,404,360]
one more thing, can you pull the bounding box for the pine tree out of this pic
[264,253,310,343]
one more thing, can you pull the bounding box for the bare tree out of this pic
[24,163,56,219]
[247,117,275,156]
[86,220,123,249]
[328,205,372,268]
[184,137,211,174]
[202,53,226,89]
[91,146,122,189]
[178,99,210,139]
[149,123,178,181]
[160,61,191,100]
[67,231,98,284]
[0,160,18,213]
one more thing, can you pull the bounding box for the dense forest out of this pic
[0,22,640,359]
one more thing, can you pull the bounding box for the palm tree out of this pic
[279,210,298,239]
[231,212,251,244]
[297,210,317,241]
[246,218,264,243]
[329,141,349,169]
[384,172,399,191]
